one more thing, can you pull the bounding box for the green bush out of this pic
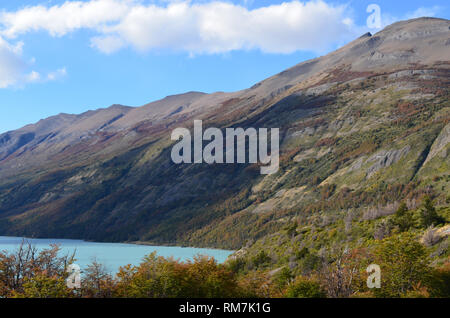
[251,251,272,268]
[372,233,432,297]
[273,267,293,289]
[285,277,326,298]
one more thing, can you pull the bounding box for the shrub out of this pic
[300,253,321,275]
[272,267,293,289]
[14,274,72,298]
[372,233,432,297]
[285,277,326,298]
[427,262,450,298]
[237,270,280,297]
[226,257,247,273]
[251,251,271,268]
[373,219,392,240]
[295,247,309,260]
[421,226,441,247]
[114,253,241,298]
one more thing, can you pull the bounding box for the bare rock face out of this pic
[366,146,411,178]
[423,123,450,165]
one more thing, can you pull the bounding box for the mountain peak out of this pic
[359,32,372,39]
[374,17,449,40]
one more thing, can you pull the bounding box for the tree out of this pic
[184,255,240,298]
[272,267,293,289]
[81,260,115,298]
[391,202,414,232]
[237,270,279,297]
[114,252,188,298]
[285,222,298,237]
[372,233,432,297]
[14,274,72,298]
[419,196,444,228]
[251,251,271,269]
[0,240,74,297]
[300,252,322,275]
[114,253,242,298]
[319,247,369,298]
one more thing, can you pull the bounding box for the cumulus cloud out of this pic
[0,36,66,88]
[101,1,357,54]
[0,0,132,38]
[90,35,126,54]
[0,37,26,88]
[0,0,358,55]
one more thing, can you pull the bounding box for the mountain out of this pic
[0,17,449,250]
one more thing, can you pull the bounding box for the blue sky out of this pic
[0,0,448,133]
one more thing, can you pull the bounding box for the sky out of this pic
[0,0,448,133]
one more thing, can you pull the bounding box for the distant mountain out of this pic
[0,17,448,249]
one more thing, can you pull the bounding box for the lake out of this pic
[0,236,234,274]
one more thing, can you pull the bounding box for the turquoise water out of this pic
[0,236,234,274]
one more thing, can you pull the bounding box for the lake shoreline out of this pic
[0,235,235,271]
[0,234,235,254]
[127,240,235,254]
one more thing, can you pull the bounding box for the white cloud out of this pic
[1,0,439,89]
[0,0,358,55]
[47,67,67,81]
[108,1,356,54]
[0,0,132,38]
[90,35,126,54]
[0,36,66,88]
[0,36,26,88]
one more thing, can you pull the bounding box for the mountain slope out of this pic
[0,18,448,249]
